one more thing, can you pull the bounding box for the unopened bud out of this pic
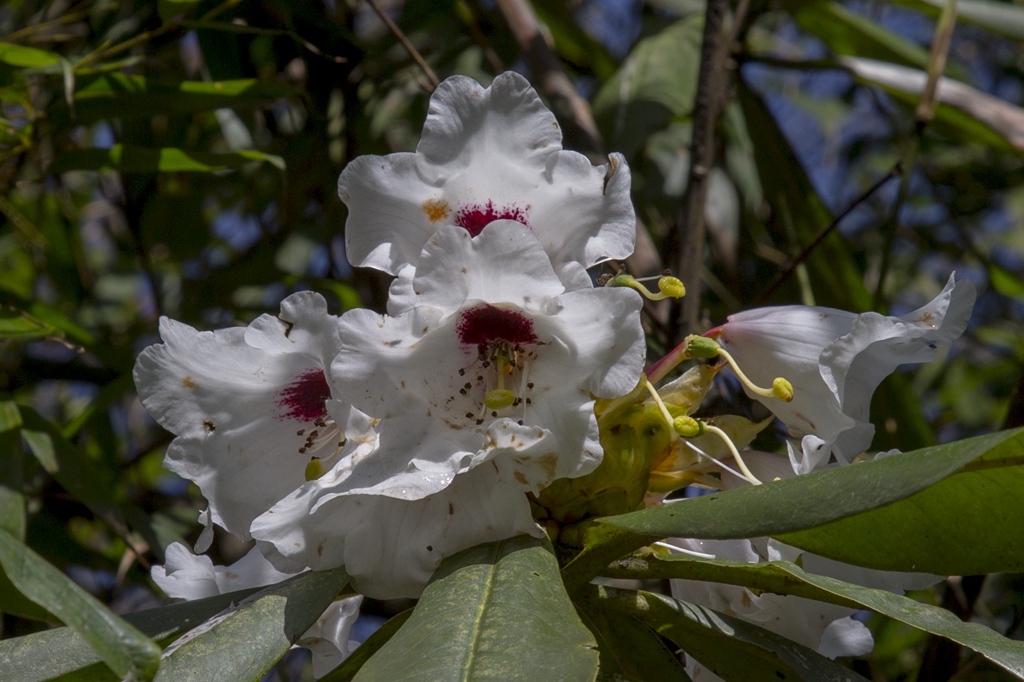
[772,377,794,402]
[484,389,516,410]
[687,335,721,359]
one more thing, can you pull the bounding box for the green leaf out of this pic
[51,144,285,174]
[158,0,203,22]
[610,555,1024,678]
[317,610,412,682]
[562,428,1024,590]
[0,586,264,682]
[893,0,1024,43]
[153,567,350,682]
[0,528,160,681]
[354,536,599,682]
[786,0,943,73]
[595,587,868,681]
[736,77,871,311]
[0,291,95,346]
[0,43,61,68]
[576,588,692,682]
[0,307,60,339]
[55,74,296,125]
[593,17,703,158]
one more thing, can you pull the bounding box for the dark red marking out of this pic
[454,201,528,237]
[277,369,330,421]
[457,305,539,346]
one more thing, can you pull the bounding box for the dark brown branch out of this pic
[667,0,732,343]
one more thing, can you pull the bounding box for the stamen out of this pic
[681,439,753,486]
[702,424,762,485]
[644,379,679,439]
[714,346,793,402]
[654,540,716,560]
[607,274,686,301]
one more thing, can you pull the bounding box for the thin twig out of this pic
[667,0,732,344]
[873,0,957,310]
[756,162,902,305]
[495,0,603,158]
[365,0,439,90]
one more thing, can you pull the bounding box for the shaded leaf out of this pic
[354,536,598,682]
[153,567,350,682]
[317,610,412,682]
[51,145,285,174]
[894,0,1024,43]
[0,586,264,682]
[605,555,1024,678]
[0,528,160,681]
[593,17,703,158]
[595,586,868,681]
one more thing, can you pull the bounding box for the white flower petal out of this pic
[297,596,364,678]
[133,293,357,538]
[333,225,645,491]
[253,461,543,599]
[338,72,635,289]
[716,274,975,469]
[152,543,296,600]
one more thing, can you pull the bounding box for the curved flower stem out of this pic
[703,424,761,485]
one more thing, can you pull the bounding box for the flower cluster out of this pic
[135,69,976,676]
[135,71,645,670]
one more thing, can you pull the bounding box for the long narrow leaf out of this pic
[0,528,160,681]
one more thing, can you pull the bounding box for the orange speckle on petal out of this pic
[422,198,451,223]
[182,376,197,388]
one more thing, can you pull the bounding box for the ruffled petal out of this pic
[338,72,635,288]
[252,460,542,599]
[133,293,355,538]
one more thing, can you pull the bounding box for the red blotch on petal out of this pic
[455,201,528,237]
[457,305,539,346]
[278,369,331,421]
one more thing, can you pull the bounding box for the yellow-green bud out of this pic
[687,335,721,359]
[772,377,794,402]
[672,415,704,437]
[658,276,686,299]
[484,389,516,410]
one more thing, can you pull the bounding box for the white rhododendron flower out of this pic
[153,542,362,677]
[331,223,646,494]
[337,71,635,293]
[252,456,541,599]
[710,274,976,473]
[133,291,375,538]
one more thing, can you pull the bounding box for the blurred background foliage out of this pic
[2,0,1024,679]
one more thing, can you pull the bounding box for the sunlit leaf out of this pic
[562,428,1024,590]
[0,43,60,68]
[354,536,599,682]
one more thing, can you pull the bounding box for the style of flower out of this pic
[708,274,976,473]
[153,542,362,677]
[337,71,635,293]
[331,223,646,495]
[133,291,376,539]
